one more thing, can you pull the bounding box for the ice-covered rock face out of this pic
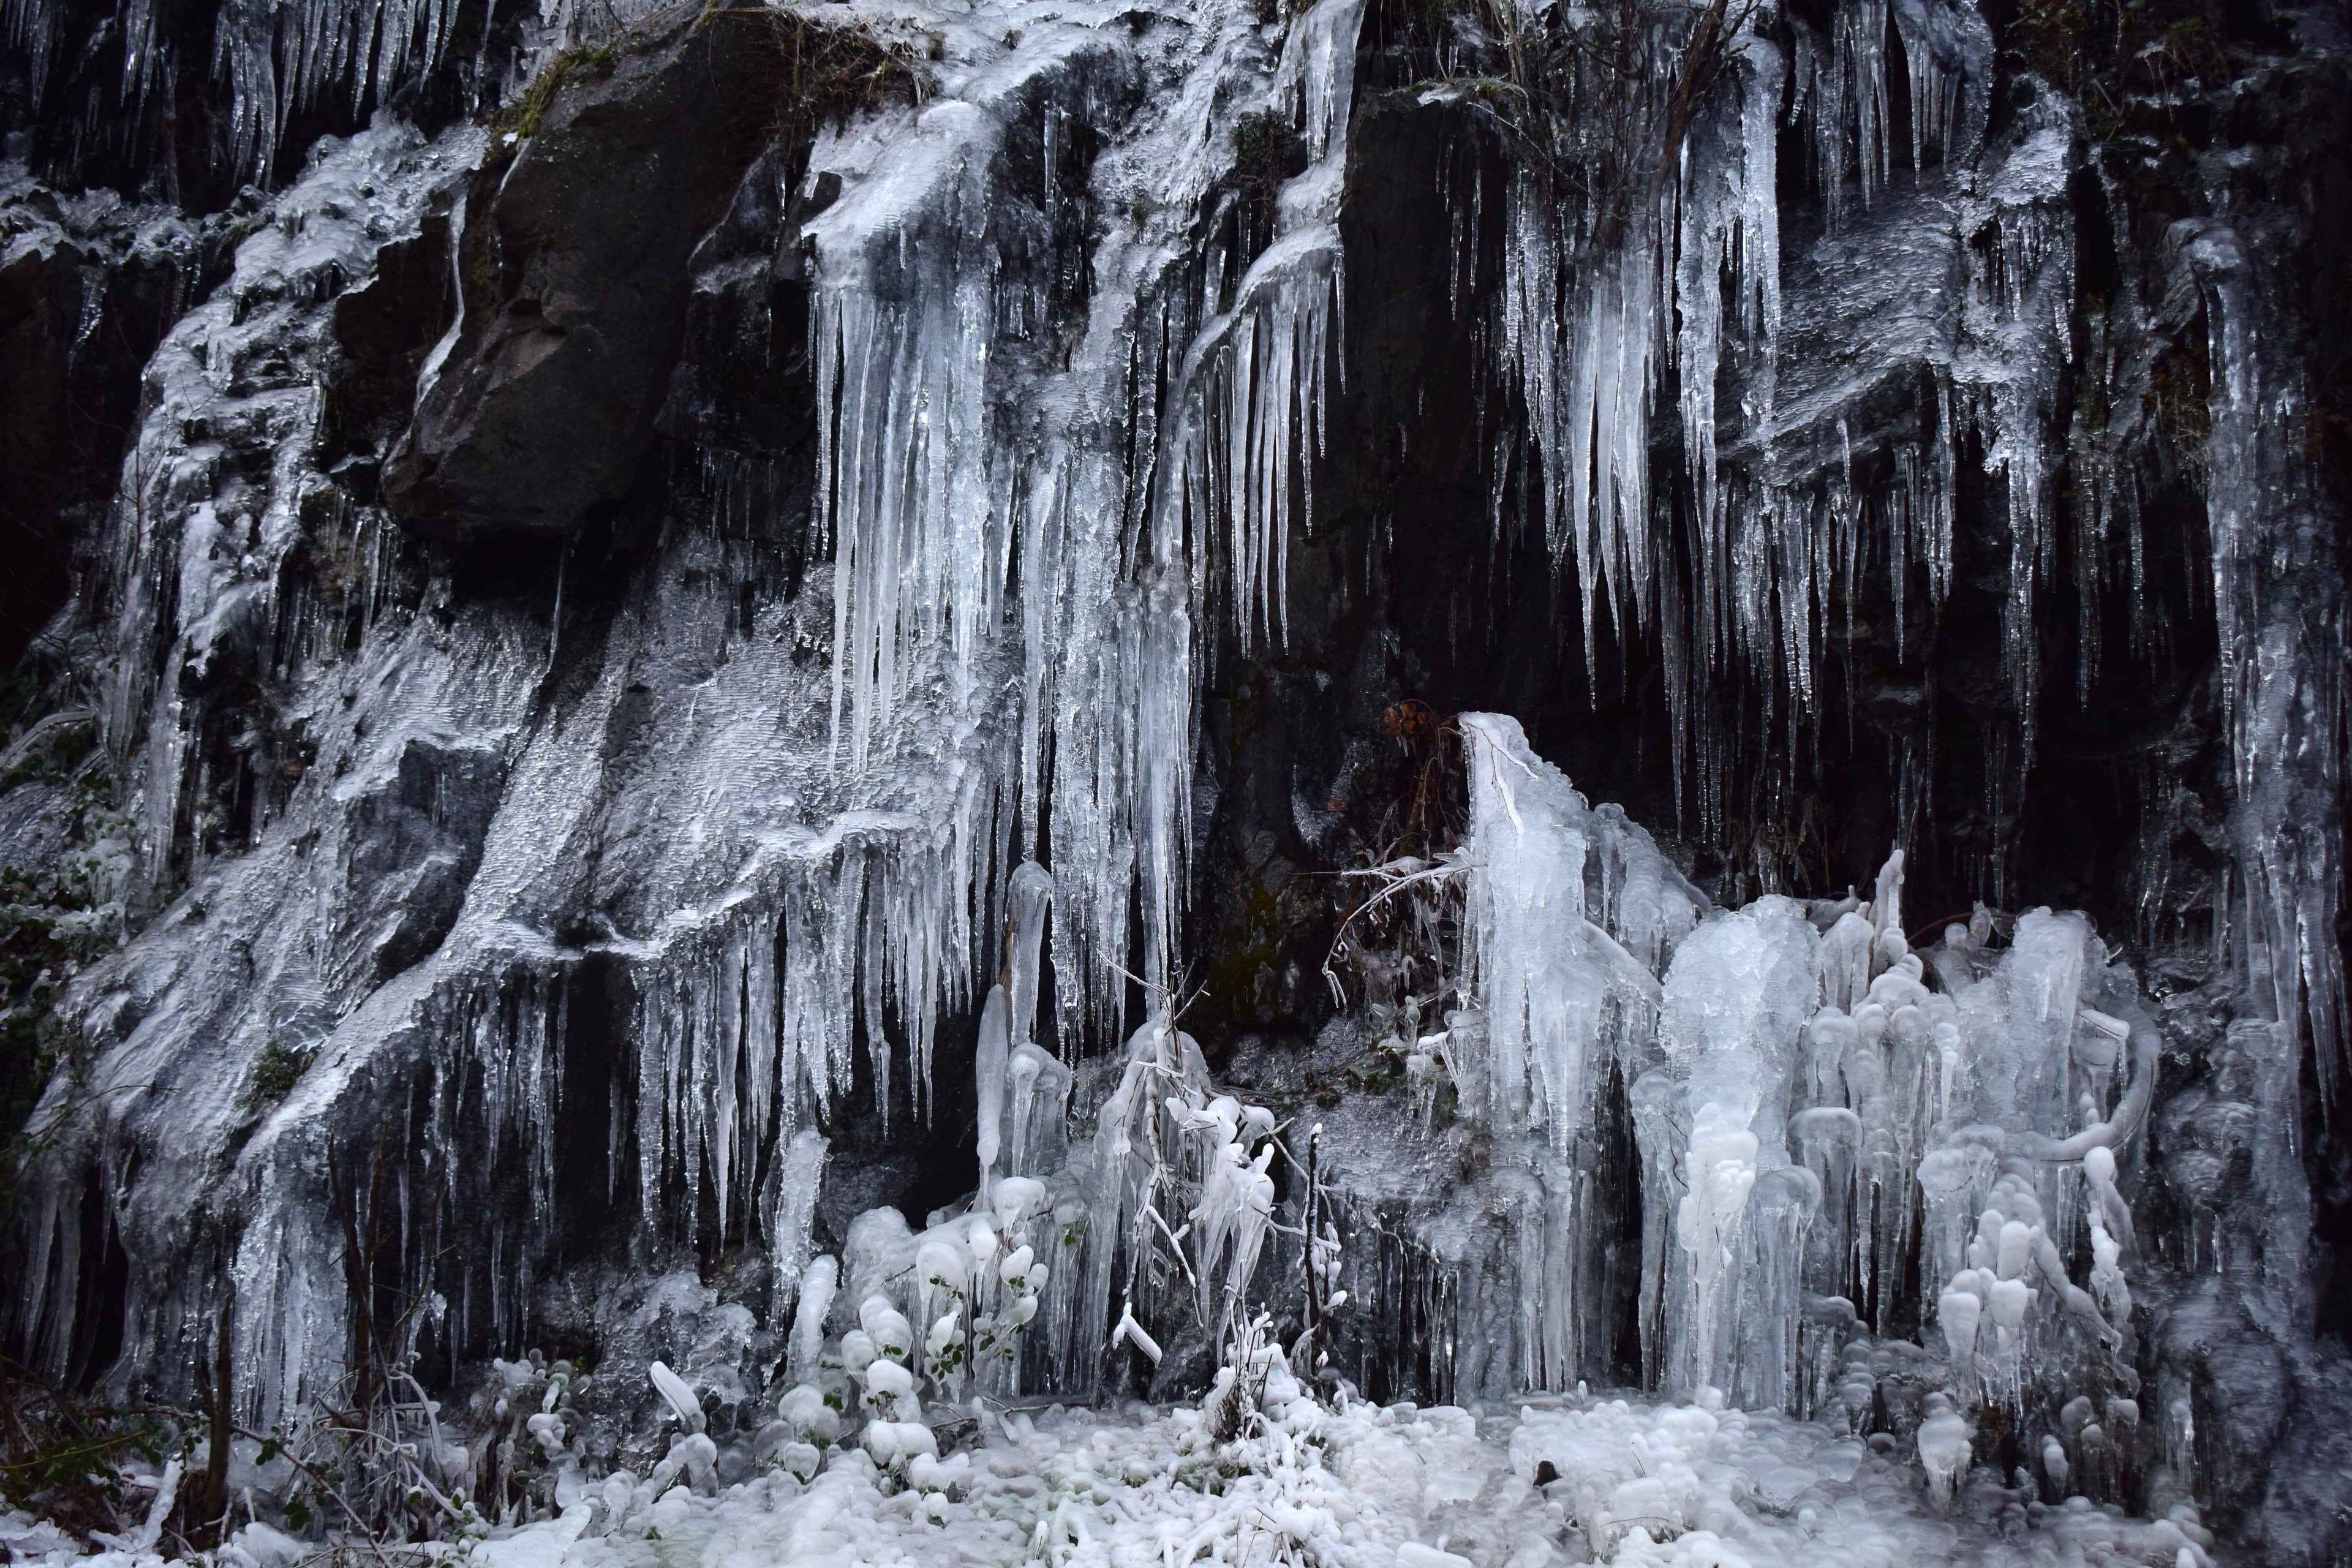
[2,0,2349,1555]
[7,0,1373,1419]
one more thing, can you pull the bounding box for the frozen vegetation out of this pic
[2,1379,2233,1568]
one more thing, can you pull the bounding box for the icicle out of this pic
[1006,860,1054,1051]
[790,1256,839,1381]
[975,984,1011,1197]
[769,1131,829,1303]
[1006,1042,1071,1180]
[2188,215,2348,1107]
[807,103,1009,775]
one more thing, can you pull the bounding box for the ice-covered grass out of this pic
[0,1384,2223,1568]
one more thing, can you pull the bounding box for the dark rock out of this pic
[652,143,827,462]
[383,8,810,542]
[329,200,460,468]
[0,197,194,669]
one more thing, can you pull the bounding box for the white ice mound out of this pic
[1444,710,2158,1433]
[21,1392,2198,1568]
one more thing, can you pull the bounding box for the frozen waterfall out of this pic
[1,0,2346,1554]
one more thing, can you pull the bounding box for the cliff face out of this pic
[2,0,2348,1555]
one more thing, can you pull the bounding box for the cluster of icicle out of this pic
[1077,1010,1286,1381]
[803,0,1368,1052]
[1484,0,2095,834]
[755,1183,1058,1493]
[625,807,1025,1247]
[771,860,1084,1404]
[775,851,1312,1407]
[767,706,2153,1481]
[4,0,474,183]
[1436,713,2150,1494]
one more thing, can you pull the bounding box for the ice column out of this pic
[974,985,1012,1197]
[1657,898,1820,1395]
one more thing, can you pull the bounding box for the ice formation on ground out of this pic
[0,1381,2232,1568]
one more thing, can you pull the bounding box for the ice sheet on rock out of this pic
[22,352,1021,1415]
[1457,712,1689,1155]
[2187,211,2349,1104]
[95,121,480,900]
[1654,897,1820,1396]
[20,0,2326,1531]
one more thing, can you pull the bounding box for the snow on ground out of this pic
[3,1389,2223,1568]
[490,1389,2226,1568]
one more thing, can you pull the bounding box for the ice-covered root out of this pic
[85,1456,181,1555]
[1112,1297,1164,1365]
[1917,1393,1973,1512]
[617,1362,721,1508]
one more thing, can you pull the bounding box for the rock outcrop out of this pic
[383,8,885,540]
